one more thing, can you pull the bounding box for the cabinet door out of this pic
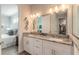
[43,40,72,55]
[23,37,30,53]
[42,14,51,33]
[43,40,56,55]
[33,45,43,55]
[33,38,43,55]
[43,47,55,55]
[49,42,73,55]
[28,37,34,54]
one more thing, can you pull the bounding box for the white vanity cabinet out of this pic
[33,38,43,55]
[23,36,73,55]
[43,40,56,55]
[23,37,34,54]
[23,37,43,55]
[43,40,73,55]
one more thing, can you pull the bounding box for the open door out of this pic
[0,4,19,55]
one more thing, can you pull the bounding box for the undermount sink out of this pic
[28,34,70,42]
[49,38,63,41]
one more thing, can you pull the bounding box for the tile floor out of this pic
[2,46,18,55]
[2,46,30,55]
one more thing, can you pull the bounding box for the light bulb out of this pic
[61,5,67,11]
[36,13,41,17]
[55,6,59,13]
[30,15,33,18]
[33,14,36,17]
[49,8,53,14]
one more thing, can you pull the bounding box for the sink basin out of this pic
[49,38,63,41]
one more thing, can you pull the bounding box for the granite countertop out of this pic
[23,33,72,45]
[69,34,79,50]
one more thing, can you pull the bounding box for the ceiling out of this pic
[1,4,18,16]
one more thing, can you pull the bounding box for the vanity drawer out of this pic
[33,38,43,46]
[23,37,34,54]
[43,40,73,55]
[33,45,43,55]
[23,37,30,52]
[33,38,43,55]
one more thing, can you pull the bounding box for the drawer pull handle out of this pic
[36,40,40,42]
[35,46,39,48]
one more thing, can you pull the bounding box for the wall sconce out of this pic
[49,8,53,14]
[30,15,33,18]
[60,5,67,11]
[36,13,41,17]
[33,14,36,18]
[54,6,59,13]
[30,14,36,18]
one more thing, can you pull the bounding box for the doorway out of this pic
[1,4,19,55]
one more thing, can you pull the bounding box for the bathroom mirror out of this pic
[37,14,51,34]
[36,11,67,35]
[73,5,79,38]
[50,10,67,35]
[37,16,42,33]
[37,10,67,35]
[56,11,67,35]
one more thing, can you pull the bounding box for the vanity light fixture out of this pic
[36,13,41,17]
[54,6,59,13]
[32,14,36,18]
[30,15,33,18]
[49,8,53,14]
[30,14,36,18]
[60,5,67,11]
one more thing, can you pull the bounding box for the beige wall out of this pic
[18,5,31,53]
[70,5,79,54]
[18,4,72,35]
[67,5,73,35]
[31,4,59,15]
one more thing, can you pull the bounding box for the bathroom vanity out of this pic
[23,33,73,55]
